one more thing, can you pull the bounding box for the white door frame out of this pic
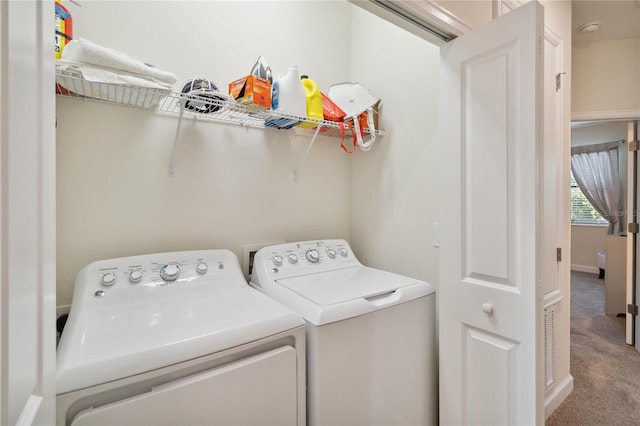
[631,120,639,350]
[1,1,56,424]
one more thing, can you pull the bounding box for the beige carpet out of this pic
[546,271,640,425]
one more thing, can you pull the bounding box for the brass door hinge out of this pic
[629,223,639,234]
[555,72,566,92]
[628,304,638,316]
[629,140,639,152]
[556,247,562,262]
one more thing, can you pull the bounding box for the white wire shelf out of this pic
[55,68,383,139]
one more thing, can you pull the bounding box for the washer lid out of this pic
[277,266,420,305]
[270,266,434,325]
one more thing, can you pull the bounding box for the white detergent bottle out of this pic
[268,65,306,129]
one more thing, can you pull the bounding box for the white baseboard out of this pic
[545,374,574,419]
[571,264,599,274]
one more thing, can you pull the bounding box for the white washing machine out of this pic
[251,239,437,426]
[57,249,306,426]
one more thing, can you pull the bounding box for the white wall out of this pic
[56,1,355,305]
[572,120,630,145]
[349,7,441,290]
[572,37,640,118]
[571,225,607,273]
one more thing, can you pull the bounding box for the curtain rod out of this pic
[571,140,625,154]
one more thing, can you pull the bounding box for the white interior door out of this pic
[438,2,544,425]
[626,120,633,345]
[632,120,639,348]
[0,1,56,424]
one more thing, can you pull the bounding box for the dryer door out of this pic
[69,346,298,426]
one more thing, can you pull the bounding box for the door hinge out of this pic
[629,140,639,152]
[628,304,638,316]
[555,72,566,92]
[629,223,639,234]
[556,247,562,262]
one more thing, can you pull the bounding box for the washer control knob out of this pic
[306,249,320,263]
[129,270,143,283]
[196,262,208,274]
[101,272,117,286]
[160,264,180,281]
[339,248,348,257]
[327,248,336,258]
[288,253,298,264]
[273,255,283,266]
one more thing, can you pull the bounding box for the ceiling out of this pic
[572,0,640,44]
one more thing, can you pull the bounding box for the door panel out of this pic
[438,2,544,424]
[463,42,516,285]
[464,326,517,425]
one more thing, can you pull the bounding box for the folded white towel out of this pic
[57,60,174,90]
[61,38,177,86]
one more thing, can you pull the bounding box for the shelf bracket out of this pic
[294,125,323,182]
[168,102,186,177]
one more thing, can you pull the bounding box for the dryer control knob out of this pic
[288,253,298,264]
[273,255,283,266]
[306,249,320,263]
[339,248,348,257]
[327,248,336,258]
[129,270,143,283]
[196,262,208,274]
[101,272,117,286]
[160,264,180,281]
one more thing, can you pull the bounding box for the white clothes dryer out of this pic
[251,239,437,426]
[57,249,305,426]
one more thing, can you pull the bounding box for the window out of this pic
[570,174,608,224]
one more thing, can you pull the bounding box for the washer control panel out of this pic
[253,239,361,280]
[75,249,242,301]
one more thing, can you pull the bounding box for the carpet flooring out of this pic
[546,271,640,425]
